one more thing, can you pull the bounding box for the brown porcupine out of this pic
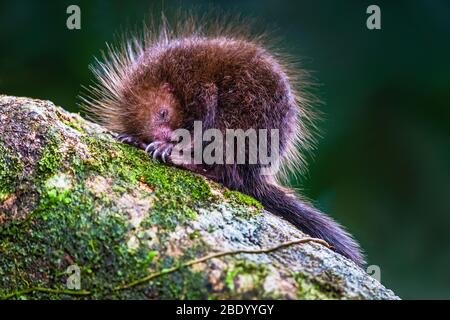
[82,14,365,266]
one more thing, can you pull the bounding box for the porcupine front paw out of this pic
[116,134,147,149]
[145,141,174,163]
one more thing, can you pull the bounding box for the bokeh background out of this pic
[0,0,449,299]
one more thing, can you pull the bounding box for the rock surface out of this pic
[0,95,399,299]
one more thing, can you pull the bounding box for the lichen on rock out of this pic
[0,95,399,300]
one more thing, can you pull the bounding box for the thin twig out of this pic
[115,237,331,290]
[1,287,91,300]
[1,237,330,299]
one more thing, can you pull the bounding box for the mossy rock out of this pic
[0,95,398,300]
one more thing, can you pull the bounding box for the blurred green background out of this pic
[0,0,449,299]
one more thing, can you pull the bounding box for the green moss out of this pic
[153,268,209,299]
[54,107,86,134]
[146,250,159,263]
[294,272,342,300]
[0,143,24,202]
[223,190,263,210]
[189,230,201,240]
[0,127,222,298]
[44,173,73,205]
[80,136,214,230]
[36,131,63,178]
[224,260,268,295]
[62,119,85,134]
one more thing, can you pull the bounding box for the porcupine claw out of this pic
[116,134,147,149]
[145,141,174,163]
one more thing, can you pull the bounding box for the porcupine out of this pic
[82,15,365,266]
